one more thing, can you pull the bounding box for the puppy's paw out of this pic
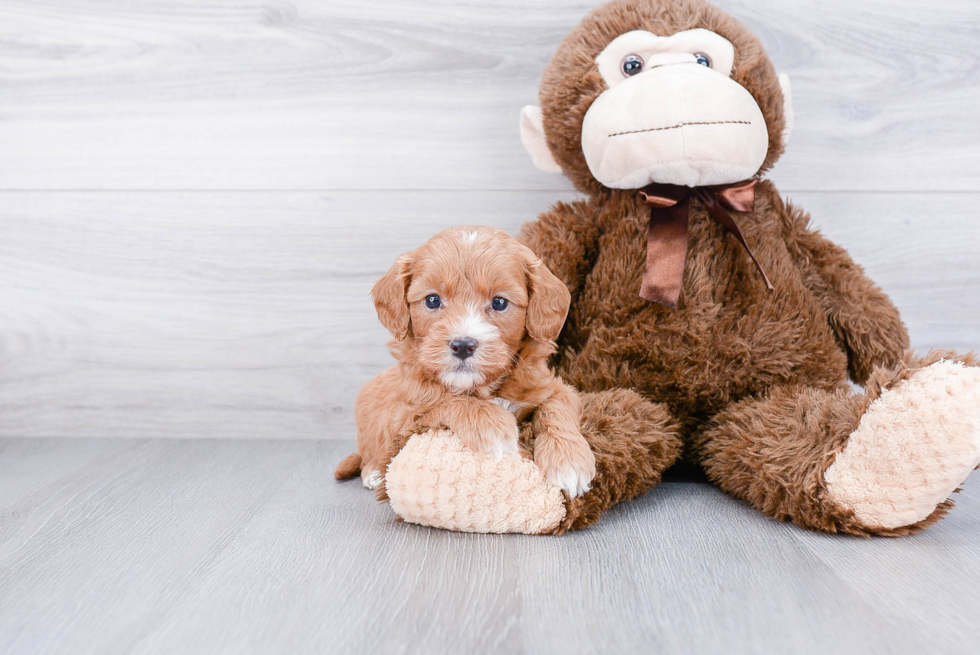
[534,431,596,497]
[490,430,521,460]
[361,469,383,490]
[456,401,520,460]
[552,466,594,498]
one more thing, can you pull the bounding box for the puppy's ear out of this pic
[524,251,571,343]
[372,252,414,340]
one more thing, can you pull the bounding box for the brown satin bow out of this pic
[638,178,774,307]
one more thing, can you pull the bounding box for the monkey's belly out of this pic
[565,258,849,421]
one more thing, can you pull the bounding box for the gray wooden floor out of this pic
[2,0,980,653]
[1,438,979,655]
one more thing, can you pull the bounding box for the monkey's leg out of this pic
[694,351,980,536]
[375,388,682,534]
[553,388,683,533]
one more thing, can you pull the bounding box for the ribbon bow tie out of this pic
[638,178,774,307]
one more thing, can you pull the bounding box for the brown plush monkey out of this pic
[369,0,980,536]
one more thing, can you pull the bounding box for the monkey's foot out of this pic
[825,360,980,529]
[384,430,566,534]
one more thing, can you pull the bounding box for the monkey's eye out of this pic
[621,54,644,77]
[424,294,442,310]
[694,53,712,68]
[491,297,510,312]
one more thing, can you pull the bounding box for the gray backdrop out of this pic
[1,0,978,438]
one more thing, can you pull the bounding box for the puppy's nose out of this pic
[450,337,478,360]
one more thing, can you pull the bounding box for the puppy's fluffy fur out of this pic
[335,226,596,496]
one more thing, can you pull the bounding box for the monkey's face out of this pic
[580,29,770,189]
[519,0,794,194]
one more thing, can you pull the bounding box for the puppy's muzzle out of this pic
[450,337,478,361]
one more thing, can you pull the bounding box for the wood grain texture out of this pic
[1,438,978,655]
[0,190,573,438]
[0,0,977,438]
[0,0,977,191]
[0,191,976,439]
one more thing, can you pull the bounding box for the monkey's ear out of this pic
[520,105,563,174]
[778,74,794,147]
[372,253,414,341]
[524,254,571,343]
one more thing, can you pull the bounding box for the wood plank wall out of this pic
[1,0,978,438]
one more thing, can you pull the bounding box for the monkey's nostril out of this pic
[450,337,478,360]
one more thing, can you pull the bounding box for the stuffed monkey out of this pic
[361,0,980,536]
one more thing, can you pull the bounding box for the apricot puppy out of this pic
[336,226,596,497]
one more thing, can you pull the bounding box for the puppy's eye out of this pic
[694,53,712,68]
[491,297,509,312]
[424,294,441,310]
[621,54,644,77]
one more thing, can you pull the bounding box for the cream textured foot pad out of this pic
[385,430,566,534]
[825,360,980,529]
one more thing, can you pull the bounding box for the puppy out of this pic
[335,226,596,497]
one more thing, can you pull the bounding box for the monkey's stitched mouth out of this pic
[608,120,751,138]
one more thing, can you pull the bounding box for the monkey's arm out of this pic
[780,199,909,384]
[518,199,600,299]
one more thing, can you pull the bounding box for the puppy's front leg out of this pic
[533,381,596,497]
[422,396,520,459]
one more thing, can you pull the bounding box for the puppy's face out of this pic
[373,227,570,393]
